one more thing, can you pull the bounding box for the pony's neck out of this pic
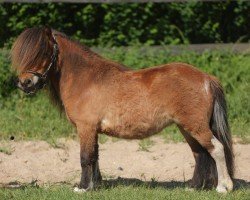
[47,35,128,110]
[55,35,128,75]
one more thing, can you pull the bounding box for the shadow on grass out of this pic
[101,177,250,191]
[0,178,249,191]
[234,179,250,190]
[101,177,186,189]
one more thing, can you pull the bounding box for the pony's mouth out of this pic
[17,85,38,95]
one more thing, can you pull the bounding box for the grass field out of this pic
[0,184,249,200]
[0,48,249,143]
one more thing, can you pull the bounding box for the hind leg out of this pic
[209,136,233,192]
[178,126,216,189]
[190,128,233,192]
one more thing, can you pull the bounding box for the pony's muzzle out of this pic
[16,75,43,94]
[17,78,32,88]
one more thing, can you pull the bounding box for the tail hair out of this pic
[209,78,234,178]
[190,77,234,189]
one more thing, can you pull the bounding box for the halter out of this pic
[24,34,58,85]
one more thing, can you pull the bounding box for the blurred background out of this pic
[0,1,250,46]
[0,1,249,144]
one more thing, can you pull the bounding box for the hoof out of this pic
[74,180,94,193]
[74,187,87,193]
[216,179,233,193]
[216,185,228,193]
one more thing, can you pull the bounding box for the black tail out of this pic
[190,78,234,189]
[210,78,234,178]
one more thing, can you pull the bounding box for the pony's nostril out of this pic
[23,79,32,86]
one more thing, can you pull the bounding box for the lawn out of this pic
[0,48,249,143]
[0,183,250,200]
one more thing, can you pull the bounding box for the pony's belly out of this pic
[100,116,173,139]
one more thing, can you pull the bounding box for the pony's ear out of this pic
[43,26,52,38]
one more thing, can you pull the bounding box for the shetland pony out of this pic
[11,27,234,193]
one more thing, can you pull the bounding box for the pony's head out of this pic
[11,26,58,94]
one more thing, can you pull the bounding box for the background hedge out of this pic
[0,1,250,47]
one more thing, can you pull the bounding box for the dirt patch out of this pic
[0,137,249,186]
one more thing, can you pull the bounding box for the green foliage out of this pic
[0,2,249,47]
[139,138,155,152]
[0,49,16,99]
[0,144,12,155]
[0,48,249,142]
[0,93,75,140]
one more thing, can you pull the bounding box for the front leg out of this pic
[75,126,101,192]
[92,141,102,184]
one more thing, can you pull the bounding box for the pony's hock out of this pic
[11,26,234,193]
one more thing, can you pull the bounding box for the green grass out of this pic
[0,146,12,155]
[138,138,155,152]
[0,49,249,142]
[0,184,249,200]
[0,93,76,141]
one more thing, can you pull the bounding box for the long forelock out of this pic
[11,27,51,73]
